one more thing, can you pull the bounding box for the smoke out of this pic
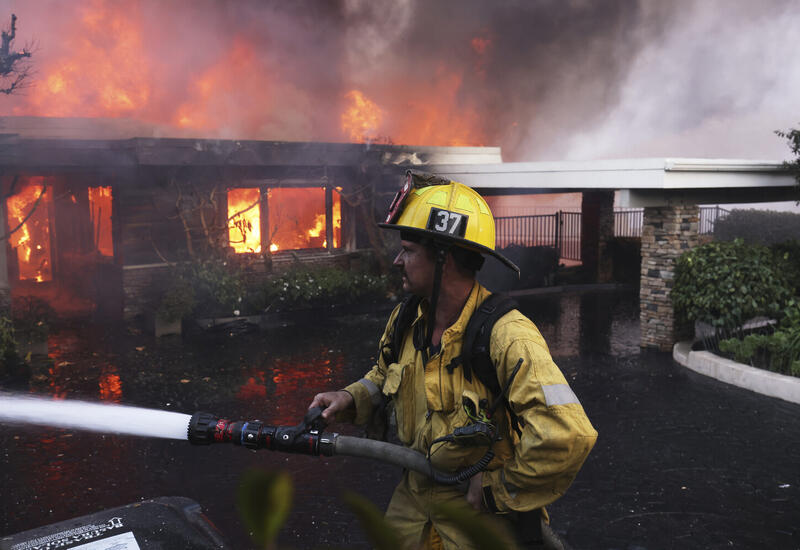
[561,0,800,161]
[0,0,797,160]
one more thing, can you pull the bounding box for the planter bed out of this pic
[192,300,396,332]
[673,340,800,405]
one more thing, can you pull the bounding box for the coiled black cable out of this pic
[429,448,495,485]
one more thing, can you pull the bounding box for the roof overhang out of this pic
[431,158,797,206]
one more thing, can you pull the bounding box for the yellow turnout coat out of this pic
[344,282,597,549]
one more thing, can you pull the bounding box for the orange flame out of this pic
[88,186,114,256]
[390,69,484,147]
[174,40,273,136]
[267,188,341,251]
[99,368,123,402]
[5,179,53,282]
[228,188,262,253]
[8,3,488,149]
[18,1,151,118]
[341,90,383,142]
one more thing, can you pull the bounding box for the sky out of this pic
[0,0,799,165]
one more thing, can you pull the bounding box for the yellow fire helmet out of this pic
[379,170,520,274]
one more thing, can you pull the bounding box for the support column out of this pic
[640,205,700,351]
[580,191,614,283]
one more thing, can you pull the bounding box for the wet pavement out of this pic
[1,288,799,549]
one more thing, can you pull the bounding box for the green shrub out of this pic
[770,240,800,296]
[12,295,52,341]
[0,316,18,363]
[172,260,246,318]
[156,282,196,322]
[672,239,792,330]
[262,266,390,311]
[719,329,800,377]
[714,209,800,245]
[718,300,800,377]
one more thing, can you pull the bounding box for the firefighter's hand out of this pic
[309,390,354,421]
[466,472,484,511]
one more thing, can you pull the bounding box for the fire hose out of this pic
[188,406,569,549]
[187,406,494,486]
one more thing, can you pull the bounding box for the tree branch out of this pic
[0,14,32,95]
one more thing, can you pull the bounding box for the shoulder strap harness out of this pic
[383,293,523,435]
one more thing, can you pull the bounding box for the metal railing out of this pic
[559,211,582,261]
[495,211,582,261]
[494,205,732,263]
[614,208,644,237]
[609,206,730,237]
[699,206,730,234]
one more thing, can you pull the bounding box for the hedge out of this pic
[714,208,800,245]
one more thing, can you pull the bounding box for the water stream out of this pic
[0,392,191,440]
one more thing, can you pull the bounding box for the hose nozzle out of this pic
[187,408,328,454]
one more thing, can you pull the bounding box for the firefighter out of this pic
[310,171,597,549]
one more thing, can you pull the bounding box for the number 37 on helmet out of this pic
[380,170,519,274]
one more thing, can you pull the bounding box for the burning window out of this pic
[267,188,341,253]
[227,188,262,253]
[5,178,54,282]
[88,186,114,257]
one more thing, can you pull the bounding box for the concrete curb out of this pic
[673,341,800,405]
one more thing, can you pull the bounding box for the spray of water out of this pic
[0,393,191,440]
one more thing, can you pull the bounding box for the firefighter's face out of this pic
[394,240,435,298]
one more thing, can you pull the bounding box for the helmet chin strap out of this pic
[424,245,449,359]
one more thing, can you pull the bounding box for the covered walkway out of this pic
[433,158,797,350]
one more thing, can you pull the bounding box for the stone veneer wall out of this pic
[640,205,700,351]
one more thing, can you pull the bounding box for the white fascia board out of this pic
[662,168,794,190]
[432,158,792,191]
[433,159,667,191]
[662,158,785,172]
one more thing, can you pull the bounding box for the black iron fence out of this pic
[699,206,730,234]
[614,208,644,237]
[608,206,730,237]
[494,205,731,263]
[495,211,582,261]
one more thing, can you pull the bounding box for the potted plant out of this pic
[12,296,51,357]
[155,283,195,337]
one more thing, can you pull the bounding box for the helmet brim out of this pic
[379,223,521,275]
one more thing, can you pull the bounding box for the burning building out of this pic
[0,116,501,320]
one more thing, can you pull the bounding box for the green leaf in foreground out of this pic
[343,492,403,550]
[237,468,293,549]
[430,502,514,550]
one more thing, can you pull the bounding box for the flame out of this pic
[268,188,341,251]
[17,1,151,118]
[307,214,325,238]
[340,71,486,146]
[8,3,488,149]
[228,188,262,253]
[390,68,484,147]
[5,179,53,282]
[341,90,383,142]
[174,40,273,136]
[99,368,123,402]
[237,370,268,401]
[88,186,114,256]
